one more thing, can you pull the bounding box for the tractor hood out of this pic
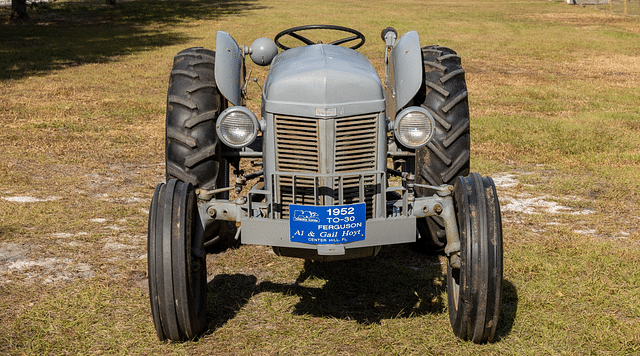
[262,44,385,118]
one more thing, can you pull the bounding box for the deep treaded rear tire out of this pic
[166,47,226,189]
[414,46,471,250]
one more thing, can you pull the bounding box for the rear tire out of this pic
[166,47,229,249]
[413,46,471,250]
[447,173,503,343]
[148,179,208,341]
[166,47,226,190]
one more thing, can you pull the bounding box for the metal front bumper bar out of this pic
[196,171,461,261]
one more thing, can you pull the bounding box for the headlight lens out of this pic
[216,107,259,148]
[394,107,436,149]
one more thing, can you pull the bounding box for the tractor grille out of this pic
[274,116,320,173]
[334,114,378,172]
[274,114,379,218]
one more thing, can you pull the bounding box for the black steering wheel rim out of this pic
[274,25,365,50]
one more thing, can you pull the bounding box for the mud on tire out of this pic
[413,46,471,250]
[148,179,208,341]
[447,173,503,343]
[166,47,226,189]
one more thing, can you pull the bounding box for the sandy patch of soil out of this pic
[0,169,635,287]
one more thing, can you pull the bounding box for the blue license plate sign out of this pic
[289,203,366,244]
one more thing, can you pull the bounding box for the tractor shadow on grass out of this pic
[205,273,258,332]
[265,245,448,324]
[496,279,518,341]
[0,0,266,80]
[204,244,518,340]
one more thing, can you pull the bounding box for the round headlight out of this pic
[216,107,259,148]
[394,107,436,149]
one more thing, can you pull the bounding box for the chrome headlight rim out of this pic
[393,106,436,149]
[216,106,260,149]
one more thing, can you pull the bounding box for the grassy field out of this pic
[1,0,639,354]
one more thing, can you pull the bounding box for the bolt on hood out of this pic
[263,44,385,119]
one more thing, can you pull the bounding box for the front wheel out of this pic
[148,179,207,341]
[447,173,503,343]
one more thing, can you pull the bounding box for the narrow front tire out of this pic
[447,173,503,343]
[148,179,207,341]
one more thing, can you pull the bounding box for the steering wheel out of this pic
[274,25,365,50]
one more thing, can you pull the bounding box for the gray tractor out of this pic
[148,25,503,343]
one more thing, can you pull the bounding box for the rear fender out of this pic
[215,31,245,106]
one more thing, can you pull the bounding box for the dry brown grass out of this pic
[1,0,639,354]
